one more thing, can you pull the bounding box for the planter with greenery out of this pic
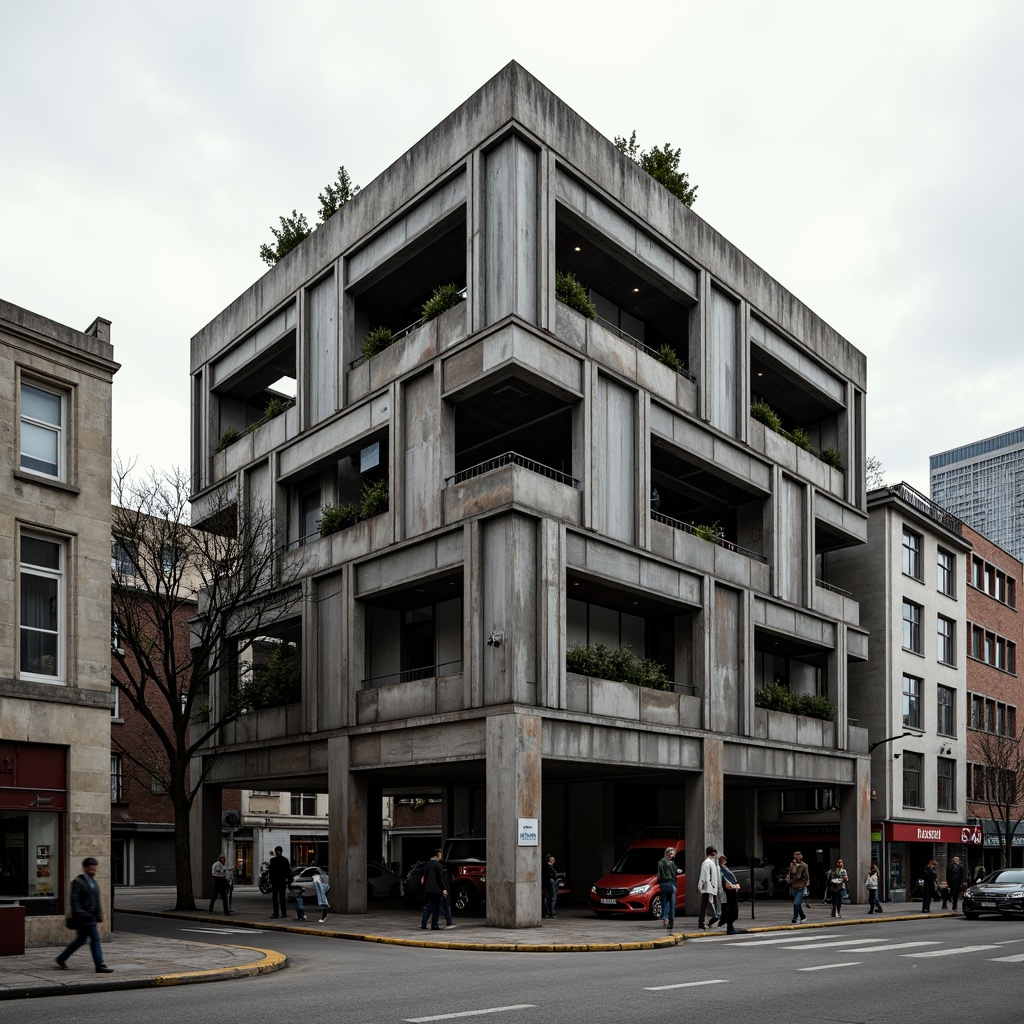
[566,642,670,691]
[692,520,725,543]
[317,479,390,538]
[421,283,464,322]
[555,270,597,319]
[750,401,844,473]
[820,448,844,471]
[655,343,686,375]
[231,643,301,712]
[216,427,241,453]
[362,326,394,359]
[754,681,834,721]
[750,400,782,432]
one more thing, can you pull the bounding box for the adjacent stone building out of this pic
[188,64,871,925]
[0,299,118,943]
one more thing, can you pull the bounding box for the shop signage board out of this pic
[886,823,982,844]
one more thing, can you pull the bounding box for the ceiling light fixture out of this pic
[573,246,581,252]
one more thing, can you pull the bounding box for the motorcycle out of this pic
[258,862,271,895]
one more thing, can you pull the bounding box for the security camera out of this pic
[893,753,901,760]
[487,630,503,648]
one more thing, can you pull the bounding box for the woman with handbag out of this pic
[865,862,883,914]
[829,858,849,918]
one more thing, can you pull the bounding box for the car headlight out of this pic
[629,883,651,896]
[1010,891,1024,899]
[590,885,597,895]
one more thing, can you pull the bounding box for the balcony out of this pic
[356,662,466,724]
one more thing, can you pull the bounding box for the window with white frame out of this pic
[110,754,123,802]
[937,684,955,736]
[20,534,64,681]
[903,673,922,729]
[290,792,317,816]
[902,599,922,654]
[19,380,65,479]
[903,751,923,808]
[937,616,956,665]
[937,757,956,811]
[937,549,955,597]
[111,686,121,719]
[902,527,922,580]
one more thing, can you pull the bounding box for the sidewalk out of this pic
[0,933,285,1001]
[112,885,954,952]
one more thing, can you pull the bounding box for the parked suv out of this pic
[590,829,685,919]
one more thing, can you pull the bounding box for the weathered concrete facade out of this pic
[0,300,118,944]
[190,64,871,924]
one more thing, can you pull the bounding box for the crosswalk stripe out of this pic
[836,942,938,953]
[989,954,1024,963]
[729,935,838,946]
[798,962,862,971]
[776,938,925,950]
[645,980,728,991]
[904,945,1002,957]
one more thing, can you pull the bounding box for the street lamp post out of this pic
[868,731,913,754]
[867,731,912,904]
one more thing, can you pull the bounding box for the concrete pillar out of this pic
[839,755,871,905]
[684,737,724,915]
[191,780,222,902]
[485,712,542,927]
[328,735,367,913]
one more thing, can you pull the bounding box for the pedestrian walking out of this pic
[656,847,678,930]
[865,862,883,913]
[419,849,447,930]
[291,883,308,921]
[542,854,559,918]
[718,854,741,934]
[922,858,938,913]
[786,850,810,923]
[697,846,720,929]
[55,857,113,973]
[828,859,848,918]
[209,853,232,915]
[268,846,293,919]
[312,871,330,923]
[944,856,965,911]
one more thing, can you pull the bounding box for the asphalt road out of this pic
[13,912,1024,1023]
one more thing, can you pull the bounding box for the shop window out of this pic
[902,751,923,808]
[19,533,65,682]
[19,379,66,480]
[0,811,60,912]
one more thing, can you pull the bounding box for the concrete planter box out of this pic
[444,462,581,525]
[749,416,846,501]
[587,318,637,380]
[436,301,469,352]
[328,511,391,562]
[554,301,587,352]
[651,519,769,592]
[222,702,300,744]
[811,582,860,626]
[761,706,836,748]
[356,673,465,724]
[566,672,697,727]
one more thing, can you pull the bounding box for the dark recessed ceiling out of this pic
[750,348,841,426]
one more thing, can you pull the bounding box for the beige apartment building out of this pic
[0,299,118,944]
[189,64,872,926]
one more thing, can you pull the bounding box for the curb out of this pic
[0,945,286,1001]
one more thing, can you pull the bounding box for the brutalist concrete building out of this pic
[189,64,871,925]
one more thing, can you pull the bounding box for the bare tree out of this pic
[973,728,1024,868]
[865,455,885,490]
[111,461,302,909]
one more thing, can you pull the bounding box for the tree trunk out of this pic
[173,797,196,910]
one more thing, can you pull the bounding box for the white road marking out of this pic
[798,962,862,971]
[989,954,1024,962]
[404,1006,536,1023]
[728,934,835,945]
[904,945,1003,957]
[775,938,918,950]
[645,980,729,991]
[837,942,940,953]
[179,927,265,935]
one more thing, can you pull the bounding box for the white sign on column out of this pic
[518,817,539,846]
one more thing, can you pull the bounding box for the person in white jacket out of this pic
[697,846,721,929]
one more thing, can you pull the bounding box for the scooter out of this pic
[258,863,271,895]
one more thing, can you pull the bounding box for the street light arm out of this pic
[869,731,913,754]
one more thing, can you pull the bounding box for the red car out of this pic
[590,832,685,919]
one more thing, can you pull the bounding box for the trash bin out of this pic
[0,904,26,956]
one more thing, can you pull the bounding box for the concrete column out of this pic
[191,780,222,901]
[829,625,849,751]
[328,735,368,913]
[485,712,542,928]
[684,737,724,915]
[537,519,564,710]
[839,755,871,905]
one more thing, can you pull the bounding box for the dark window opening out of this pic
[754,631,828,696]
[230,622,302,712]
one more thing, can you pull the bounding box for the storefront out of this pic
[882,822,982,902]
[980,820,1024,872]
[0,741,67,917]
[762,824,841,899]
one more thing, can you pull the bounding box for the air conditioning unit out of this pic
[222,810,241,829]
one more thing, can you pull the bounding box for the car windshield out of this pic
[978,869,1024,885]
[611,848,682,875]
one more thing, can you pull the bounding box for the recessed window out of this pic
[110,754,123,803]
[937,684,955,737]
[20,534,64,681]
[937,757,956,811]
[937,549,955,597]
[20,381,65,479]
[903,673,922,729]
[902,528,922,580]
[290,792,317,816]
[903,751,923,808]
[902,599,922,654]
[937,616,956,666]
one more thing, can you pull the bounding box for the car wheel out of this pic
[650,893,664,920]
[964,912,980,920]
[452,883,475,913]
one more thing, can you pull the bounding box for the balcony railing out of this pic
[363,659,463,688]
[885,482,964,537]
[815,578,854,598]
[349,288,467,370]
[446,452,579,488]
[651,510,769,564]
[593,315,698,383]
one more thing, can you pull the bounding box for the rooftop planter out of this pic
[754,681,833,721]
[750,401,843,472]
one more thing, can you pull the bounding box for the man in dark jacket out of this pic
[420,849,447,930]
[55,857,113,973]
[944,856,966,911]
[268,846,293,919]
[922,858,938,912]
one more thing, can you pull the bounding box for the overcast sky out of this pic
[3,0,1022,495]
